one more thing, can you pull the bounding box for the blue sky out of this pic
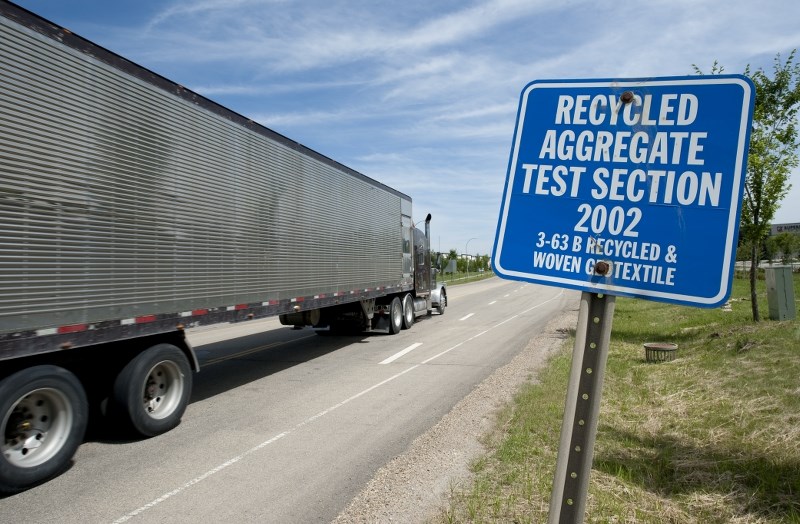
[11,0,800,257]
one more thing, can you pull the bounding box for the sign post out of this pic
[492,76,755,522]
[547,291,614,523]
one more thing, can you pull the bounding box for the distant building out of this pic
[771,222,800,235]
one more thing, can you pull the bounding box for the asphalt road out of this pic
[0,277,575,523]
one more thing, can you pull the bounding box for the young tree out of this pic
[743,52,800,320]
[696,51,800,320]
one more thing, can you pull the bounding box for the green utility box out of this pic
[765,266,796,321]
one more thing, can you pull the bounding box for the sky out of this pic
[9,0,800,257]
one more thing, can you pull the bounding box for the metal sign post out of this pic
[548,291,615,523]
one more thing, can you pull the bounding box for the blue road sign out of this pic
[492,76,755,307]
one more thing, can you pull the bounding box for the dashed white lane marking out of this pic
[459,313,475,321]
[380,342,424,365]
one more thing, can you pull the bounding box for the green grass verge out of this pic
[436,273,800,523]
[442,271,496,286]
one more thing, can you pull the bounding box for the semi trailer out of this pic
[0,0,447,493]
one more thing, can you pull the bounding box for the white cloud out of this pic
[11,0,800,255]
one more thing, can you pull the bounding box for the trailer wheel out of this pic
[402,294,415,329]
[0,366,88,494]
[112,344,192,437]
[389,297,403,334]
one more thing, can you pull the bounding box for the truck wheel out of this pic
[436,291,447,315]
[389,297,403,334]
[402,294,414,329]
[112,344,192,437]
[0,365,88,494]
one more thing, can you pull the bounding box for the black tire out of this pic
[436,291,447,315]
[112,344,192,437]
[389,297,403,334]
[0,365,88,494]
[402,294,414,329]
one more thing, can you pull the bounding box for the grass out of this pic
[436,272,800,523]
[442,271,496,286]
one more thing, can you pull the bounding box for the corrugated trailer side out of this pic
[0,1,430,493]
[0,3,413,358]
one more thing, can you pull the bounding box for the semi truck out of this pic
[0,0,447,493]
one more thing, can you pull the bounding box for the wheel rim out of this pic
[403,296,414,325]
[2,388,73,468]
[392,301,403,328]
[141,360,185,420]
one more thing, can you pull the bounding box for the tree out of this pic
[763,236,779,264]
[695,51,800,320]
[766,232,800,265]
[447,249,458,273]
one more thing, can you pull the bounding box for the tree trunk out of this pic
[749,241,760,321]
